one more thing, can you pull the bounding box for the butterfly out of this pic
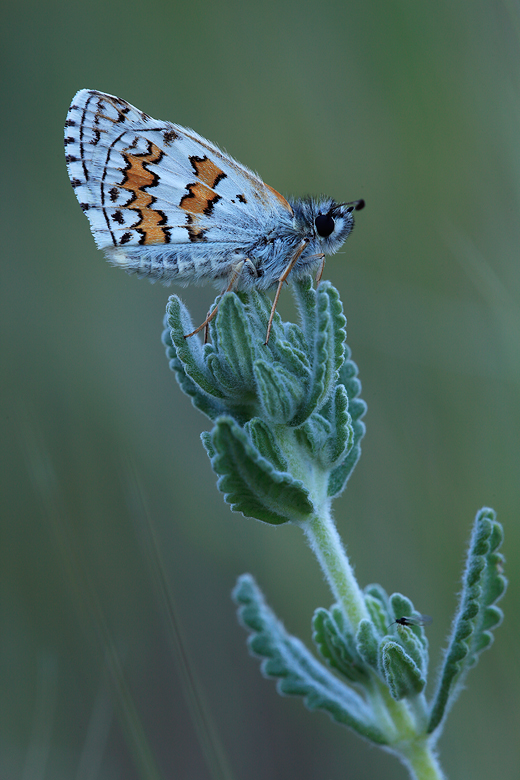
[64,90,364,342]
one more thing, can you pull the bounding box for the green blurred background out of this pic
[2,0,519,777]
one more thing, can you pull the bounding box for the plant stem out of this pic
[301,508,447,780]
[399,739,446,780]
[300,506,369,630]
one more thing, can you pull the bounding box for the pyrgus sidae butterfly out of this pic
[65,90,364,342]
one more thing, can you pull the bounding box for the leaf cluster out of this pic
[162,279,507,759]
[233,508,506,745]
[162,278,366,524]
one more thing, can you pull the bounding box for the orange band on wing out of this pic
[266,184,293,214]
[120,143,169,244]
[191,156,226,189]
[180,183,221,215]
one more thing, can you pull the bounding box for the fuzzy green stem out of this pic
[399,739,446,780]
[300,507,369,630]
[301,509,445,780]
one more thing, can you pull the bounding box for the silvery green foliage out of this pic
[428,508,507,734]
[162,280,506,770]
[234,573,432,741]
[162,277,366,524]
[233,574,388,745]
[233,509,506,749]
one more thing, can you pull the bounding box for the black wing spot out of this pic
[163,129,178,145]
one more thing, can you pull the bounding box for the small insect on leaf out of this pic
[388,615,433,630]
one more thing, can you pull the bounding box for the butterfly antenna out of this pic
[335,198,365,212]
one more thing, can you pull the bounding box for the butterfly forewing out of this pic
[65,90,292,256]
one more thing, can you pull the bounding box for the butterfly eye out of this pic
[315,213,335,238]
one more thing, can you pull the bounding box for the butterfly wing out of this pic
[64,90,293,270]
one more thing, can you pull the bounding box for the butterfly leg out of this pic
[314,254,326,285]
[265,241,307,345]
[184,260,246,340]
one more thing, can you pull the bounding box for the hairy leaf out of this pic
[312,607,368,683]
[205,417,314,524]
[428,508,507,733]
[234,574,387,744]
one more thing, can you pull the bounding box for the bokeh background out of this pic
[2,1,519,778]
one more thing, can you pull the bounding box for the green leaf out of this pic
[294,413,332,459]
[388,593,429,655]
[364,583,392,610]
[389,593,414,620]
[392,625,428,679]
[312,607,368,683]
[380,641,426,700]
[207,417,314,525]
[364,591,390,638]
[200,431,215,459]
[317,384,354,470]
[233,574,388,745]
[327,350,366,497]
[427,508,507,734]
[283,323,310,369]
[165,296,226,401]
[210,293,256,388]
[244,418,288,472]
[275,331,312,381]
[253,360,304,424]
[290,280,346,426]
[162,316,230,421]
[291,275,319,345]
[238,289,284,346]
[356,620,380,671]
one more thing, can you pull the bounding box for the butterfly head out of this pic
[292,197,365,255]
